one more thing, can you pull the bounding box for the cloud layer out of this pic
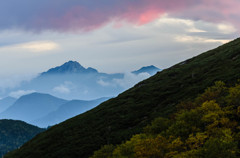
[0,0,238,32]
[9,90,36,98]
[53,81,74,94]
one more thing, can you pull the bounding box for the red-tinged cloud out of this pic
[175,0,240,29]
[0,0,238,32]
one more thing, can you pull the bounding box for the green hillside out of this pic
[92,81,240,157]
[0,119,44,157]
[5,38,240,158]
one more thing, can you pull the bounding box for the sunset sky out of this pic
[0,0,238,79]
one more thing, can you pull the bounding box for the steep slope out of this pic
[0,97,16,113]
[5,38,240,158]
[0,93,67,123]
[0,119,44,157]
[31,97,110,127]
[91,81,240,157]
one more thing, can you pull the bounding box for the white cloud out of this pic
[96,72,151,89]
[53,81,74,94]
[83,90,88,94]
[53,86,70,94]
[19,41,59,52]
[188,28,206,33]
[153,15,206,33]
[113,72,151,89]
[97,79,111,87]
[217,23,237,34]
[0,41,59,53]
[9,90,36,98]
[175,36,230,44]
[0,74,36,90]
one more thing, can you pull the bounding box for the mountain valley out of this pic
[5,38,240,158]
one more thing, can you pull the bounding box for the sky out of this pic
[0,0,238,78]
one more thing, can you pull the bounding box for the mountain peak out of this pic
[132,65,161,75]
[62,60,83,69]
[17,92,66,103]
[41,61,98,75]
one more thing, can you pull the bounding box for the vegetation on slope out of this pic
[0,120,44,157]
[5,38,240,158]
[91,81,240,157]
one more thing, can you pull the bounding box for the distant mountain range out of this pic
[32,97,109,127]
[0,93,109,127]
[0,97,16,113]
[3,61,160,100]
[41,60,159,76]
[0,62,159,127]
[0,93,67,123]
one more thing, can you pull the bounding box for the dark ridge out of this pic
[0,119,44,157]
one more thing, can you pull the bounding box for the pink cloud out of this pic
[0,0,239,32]
[176,0,240,29]
[50,0,192,31]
